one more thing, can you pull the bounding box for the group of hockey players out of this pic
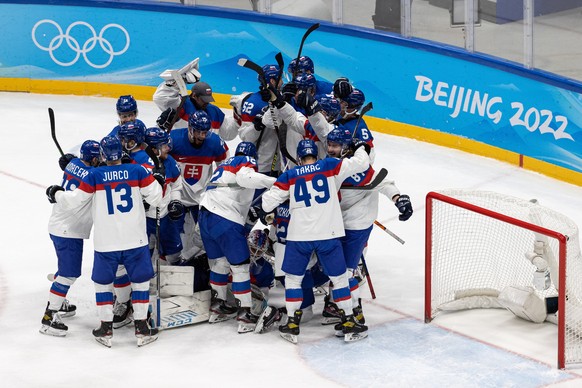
[41,54,414,346]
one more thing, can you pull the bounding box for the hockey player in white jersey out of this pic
[326,127,413,325]
[260,139,371,343]
[46,136,164,347]
[41,140,101,337]
[199,141,276,332]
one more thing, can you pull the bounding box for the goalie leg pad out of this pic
[160,266,195,298]
[498,285,547,323]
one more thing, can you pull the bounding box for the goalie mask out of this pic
[248,229,270,260]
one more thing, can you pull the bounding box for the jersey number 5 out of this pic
[104,183,134,215]
[293,174,330,207]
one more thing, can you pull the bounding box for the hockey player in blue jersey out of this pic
[260,139,371,343]
[41,140,101,337]
[108,95,140,137]
[170,110,229,263]
[286,56,333,96]
[337,89,376,161]
[46,136,165,347]
[199,141,276,332]
[144,127,185,265]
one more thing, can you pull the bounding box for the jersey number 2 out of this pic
[104,183,134,215]
[294,175,330,207]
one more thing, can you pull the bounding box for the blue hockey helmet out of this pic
[116,95,137,114]
[235,141,258,160]
[294,73,317,93]
[327,126,352,146]
[316,95,341,120]
[260,64,280,85]
[296,139,318,160]
[118,119,146,146]
[145,127,172,151]
[80,140,101,162]
[288,56,315,75]
[342,88,365,109]
[100,136,123,162]
[188,111,211,132]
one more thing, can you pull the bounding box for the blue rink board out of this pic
[300,318,575,388]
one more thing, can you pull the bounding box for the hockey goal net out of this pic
[425,190,582,369]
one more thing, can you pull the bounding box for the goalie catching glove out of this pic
[395,194,413,221]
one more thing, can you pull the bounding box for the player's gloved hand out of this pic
[350,139,371,155]
[282,82,298,103]
[59,153,76,171]
[121,152,133,164]
[157,107,178,131]
[247,205,262,223]
[533,269,551,291]
[268,85,285,109]
[259,86,271,103]
[395,194,413,221]
[168,200,185,221]
[143,200,151,211]
[152,165,166,187]
[46,185,64,204]
[253,110,266,132]
[296,92,321,116]
[333,77,353,99]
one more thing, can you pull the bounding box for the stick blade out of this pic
[237,58,248,67]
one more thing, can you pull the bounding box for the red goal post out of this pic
[425,190,582,369]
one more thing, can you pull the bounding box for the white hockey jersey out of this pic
[200,155,275,226]
[55,163,162,252]
[261,147,370,241]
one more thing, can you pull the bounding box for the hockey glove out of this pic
[296,92,321,116]
[121,152,133,164]
[395,194,413,221]
[268,85,285,109]
[152,165,166,187]
[168,200,185,221]
[46,185,64,204]
[350,139,371,155]
[143,200,151,211]
[333,77,353,99]
[59,153,76,171]
[282,82,298,103]
[253,110,266,132]
[247,205,262,223]
[259,86,271,103]
[157,107,178,131]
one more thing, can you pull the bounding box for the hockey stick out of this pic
[351,102,374,140]
[144,146,163,328]
[340,168,387,191]
[237,57,298,166]
[293,23,320,79]
[48,108,65,157]
[373,219,405,245]
[360,254,376,299]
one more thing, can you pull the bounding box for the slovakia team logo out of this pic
[31,19,130,69]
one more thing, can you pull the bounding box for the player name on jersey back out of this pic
[103,170,130,182]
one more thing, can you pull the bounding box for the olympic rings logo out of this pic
[31,20,130,69]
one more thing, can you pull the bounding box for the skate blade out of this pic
[279,332,298,344]
[334,330,343,337]
[94,337,112,348]
[344,331,368,342]
[137,335,158,347]
[39,325,67,337]
[208,312,236,324]
[321,317,341,325]
[112,318,133,329]
[237,322,256,334]
[58,311,76,318]
[254,306,273,334]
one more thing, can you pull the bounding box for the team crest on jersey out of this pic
[183,163,203,183]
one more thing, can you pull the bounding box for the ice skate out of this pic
[353,298,365,324]
[112,300,133,329]
[92,321,113,348]
[39,307,68,337]
[236,306,259,334]
[254,306,285,334]
[135,319,158,347]
[208,291,237,324]
[279,309,302,344]
[321,295,341,325]
[339,310,368,342]
[58,299,76,318]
